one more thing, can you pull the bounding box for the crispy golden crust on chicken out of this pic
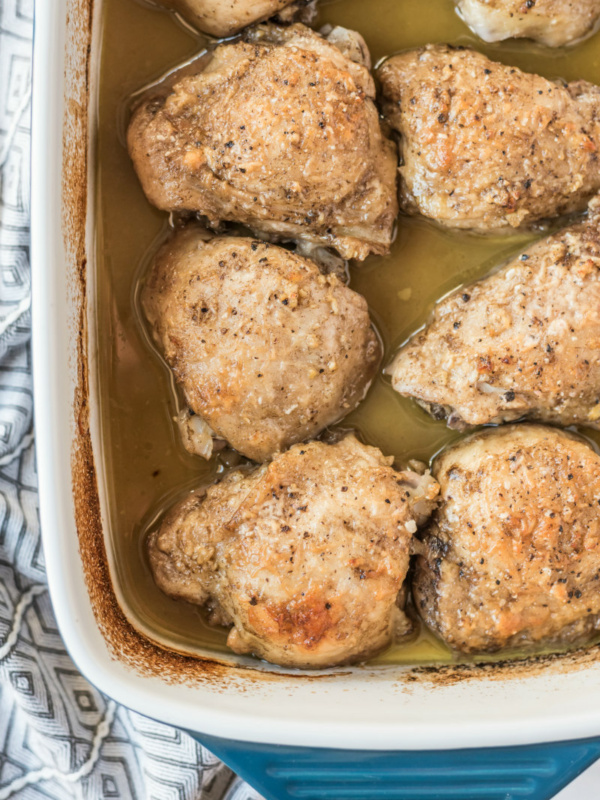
[415,425,600,653]
[142,228,381,462]
[148,436,440,668]
[390,196,600,430]
[128,24,398,260]
[456,0,600,46]
[378,45,600,232]
[158,0,310,37]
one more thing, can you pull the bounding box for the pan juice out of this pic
[96,0,600,666]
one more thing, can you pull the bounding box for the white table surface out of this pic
[555,757,600,798]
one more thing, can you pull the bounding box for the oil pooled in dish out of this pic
[96,0,600,666]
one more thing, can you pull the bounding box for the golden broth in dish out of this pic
[96,0,600,665]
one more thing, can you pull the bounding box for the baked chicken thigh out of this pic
[390,196,600,430]
[414,425,600,653]
[455,0,600,46]
[142,227,380,462]
[378,45,600,232]
[128,24,398,260]
[158,0,312,37]
[148,435,440,668]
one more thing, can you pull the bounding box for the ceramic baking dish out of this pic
[30,0,600,797]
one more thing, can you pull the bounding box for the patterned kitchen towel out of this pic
[0,1,263,798]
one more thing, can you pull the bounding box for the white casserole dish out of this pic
[30,0,600,756]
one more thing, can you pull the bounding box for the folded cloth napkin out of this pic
[0,1,262,797]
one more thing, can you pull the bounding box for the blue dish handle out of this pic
[190,732,600,800]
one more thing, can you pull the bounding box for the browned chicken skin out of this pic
[157,0,312,37]
[415,425,600,653]
[455,0,600,46]
[390,196,600,430]
[142,227,380,462]
[378,45,600,232]
[128,24,398,260]
[148,435,440,668]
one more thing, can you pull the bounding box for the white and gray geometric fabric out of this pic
[0,1,263,797]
